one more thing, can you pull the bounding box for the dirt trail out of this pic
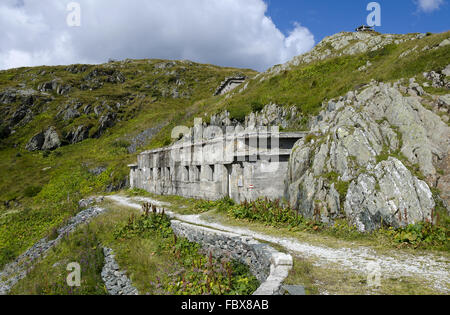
[107,195,450,293]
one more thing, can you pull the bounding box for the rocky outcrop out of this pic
[65,64,88,74]
[287,80,450,231]
[345,158,434,232]
[0,89,38,128]
[25,132,45,151]
[423,69,450,89]
[245,103,301,130]
[95,113,116,137]
[25,127,61,151]
[38,79,72,95]
[265,32,429,78]
[66,125,91,144]
[41,127,61,151]
[209,104,303,132]
[127,124,165,154]
[81,69,125,90]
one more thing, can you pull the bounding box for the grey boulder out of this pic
[345,158,434,232]
[26,127,61,151]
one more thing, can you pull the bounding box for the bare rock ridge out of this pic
[287,79,449,232]
[264,31,429,79]
[25,126,61,152]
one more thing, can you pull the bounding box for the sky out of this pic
[0,0,449,72]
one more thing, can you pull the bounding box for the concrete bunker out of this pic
[129,130,305,203]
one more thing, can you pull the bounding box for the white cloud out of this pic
[416,0,445,12]
[0,0,315,71]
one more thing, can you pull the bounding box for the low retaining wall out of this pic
[0,207,106,295]
[171,220,293,295]
[101,247,139,296]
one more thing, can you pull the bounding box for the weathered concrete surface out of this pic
[130,130,305,203]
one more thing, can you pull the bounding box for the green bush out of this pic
[0,247,15,269]
[389,222,448,248]
[250,101,264,113]
[24,185,42,198]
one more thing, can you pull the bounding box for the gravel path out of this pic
[107,195,450,293]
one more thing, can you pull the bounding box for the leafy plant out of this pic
[113,212,259,295]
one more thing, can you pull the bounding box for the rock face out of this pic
[25,132,45,151]
[245,103,301,130]
[25,127,61,151]
[423,70,449,89]
[81,69,125,90]
[287,81,449,231]
[42,127,61,151]
[345,158,434,232]
[96,113,116,137]
[127,124,165,154]
[66,125,91,144]
[209,103,303,132]
[38,79,71,95]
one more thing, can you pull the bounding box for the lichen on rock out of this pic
[287,80,449,231]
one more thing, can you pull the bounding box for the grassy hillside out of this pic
[215,31,450,123]
[0,30,449,270]
[0,60,256,268]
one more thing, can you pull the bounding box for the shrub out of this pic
[24,185,42,198]
[250,101,264,113]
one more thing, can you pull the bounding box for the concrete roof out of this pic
[139,132,307,156]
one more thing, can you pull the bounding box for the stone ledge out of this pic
[170,220,293,295]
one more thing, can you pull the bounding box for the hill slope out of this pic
[0,30,449,270]
[0,59,256,268]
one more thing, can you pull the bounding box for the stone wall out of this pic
[0,206,106,295]
[170,220,293,295]
[214,76,246,96]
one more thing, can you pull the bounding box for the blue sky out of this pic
[0,0,449,71]
[267,0,449,42]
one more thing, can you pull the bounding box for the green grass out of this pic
[221,31,450,121]
[1,31,449,273]
[227,198,448,252]
[10,225,107,295]
[101,193,448,295]
[284,257,441,295]
[10,204,259,295]
[0,60,256,269]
